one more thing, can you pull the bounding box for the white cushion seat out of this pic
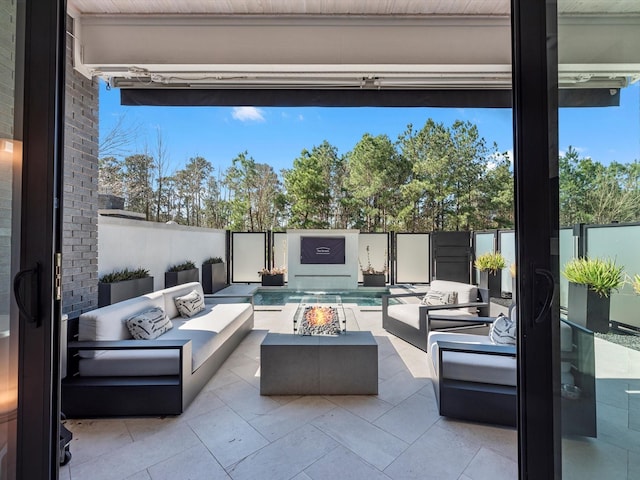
[428,331,517,387]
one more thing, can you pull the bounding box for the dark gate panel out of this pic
[431,231,472,283]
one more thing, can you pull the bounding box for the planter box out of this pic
[479,271,502,299]
[202,262,227,294]
[165,268,199,288]
[568,282,611,333]
[98,277,154,307]
[261,274,284,286]
[362,273,386,287]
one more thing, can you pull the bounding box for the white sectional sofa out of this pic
[62,282,253,417]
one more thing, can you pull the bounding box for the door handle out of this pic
[533,268,554,325]
[13,263,41,325]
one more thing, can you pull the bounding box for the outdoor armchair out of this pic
[382,280,490,351]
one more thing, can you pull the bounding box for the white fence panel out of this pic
[396,234,430,283]
[499,231,515,294]
[474,232,495,284]
[272,232,288,282]
[358,233,389,283]
[232,233,266,283]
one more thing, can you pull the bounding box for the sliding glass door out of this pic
[557,3,640,479]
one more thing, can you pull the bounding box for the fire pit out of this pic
[294,299,346,335]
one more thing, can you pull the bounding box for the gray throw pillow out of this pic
[126,307,173,340]
[489,313,517,345]
[421,290,458,306]
[174,290,205,318]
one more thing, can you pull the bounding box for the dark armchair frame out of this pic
[381,287,490,351]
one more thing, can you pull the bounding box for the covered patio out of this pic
[60,303,640,479]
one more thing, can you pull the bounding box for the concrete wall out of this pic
[98,216,227,290]
[61,16,100,319]
[287,229,359,290]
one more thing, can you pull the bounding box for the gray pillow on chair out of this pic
[421,290,458,306]
[126,307,173,340]
[489,313,517,345]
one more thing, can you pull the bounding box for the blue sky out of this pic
[99,81,640,175]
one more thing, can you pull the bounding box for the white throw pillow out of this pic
[174,290,205,318]
[126,307,173,340]
[421,290,458,306]
[489,313,517,345]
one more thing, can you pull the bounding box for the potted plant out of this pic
[563,257,624,333]
[202,256,226,294]
[631,274,640,295]
[258,267,286,286]
[474,252,506,298]
[165,260,199,288]
[98,267,153,307]
[360,245,387,287]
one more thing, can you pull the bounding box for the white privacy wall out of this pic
[232,233,266,283]
[287,229,359,290]
[98,215,227,290]
[396,234,430,283]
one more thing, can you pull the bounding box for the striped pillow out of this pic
[126,307,173,340]
[421,290,458,306]
[489,313,517,345]
[174,290,205,318]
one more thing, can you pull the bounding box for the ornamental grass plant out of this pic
[562,257,624,297]
[474,252,507,274]
[167,260,196,272]
[99,267,150,284]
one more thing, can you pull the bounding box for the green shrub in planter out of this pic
[563,257,623,333]
[474,252,506,298]
[474,252,507,274]
[98,268,153,307]
[166,260,199,288]
[167,260,197,272]
[202,257,226,293]
[562,257,623,298]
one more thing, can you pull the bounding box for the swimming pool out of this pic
[252,288,397,307]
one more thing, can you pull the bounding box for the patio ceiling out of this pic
[66,0,640,97]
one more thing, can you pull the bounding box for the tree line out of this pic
[98,117,639,232]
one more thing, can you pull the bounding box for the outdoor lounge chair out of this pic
[382,280,490,351]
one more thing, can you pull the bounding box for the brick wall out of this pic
[0,1,16,317]
[62,16,100,318]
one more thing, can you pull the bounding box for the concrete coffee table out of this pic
[260,331,378,395]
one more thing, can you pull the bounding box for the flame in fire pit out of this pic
[297,305,342,335]
[305,306,335,327]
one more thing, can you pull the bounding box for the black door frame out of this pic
[511,0,561,478]
[11,0,562,477]
[15,0,66,477]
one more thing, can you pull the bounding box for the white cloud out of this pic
[231,106,265,122]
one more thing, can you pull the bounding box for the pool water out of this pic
[253,288,396,307]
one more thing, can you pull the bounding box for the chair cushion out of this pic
[387,304,479,331]
[430,280,479,314]
[126,307,173,340]
[428,331,516,387]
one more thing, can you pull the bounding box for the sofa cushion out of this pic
[78,293,164,358]
[174,290,205,318]
[429,280,479,314]
[421,290,458,306]
[126,307,173,340]
[78,302,253,376]
[161,302,254,371]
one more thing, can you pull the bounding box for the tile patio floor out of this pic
[60,305,640,479]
